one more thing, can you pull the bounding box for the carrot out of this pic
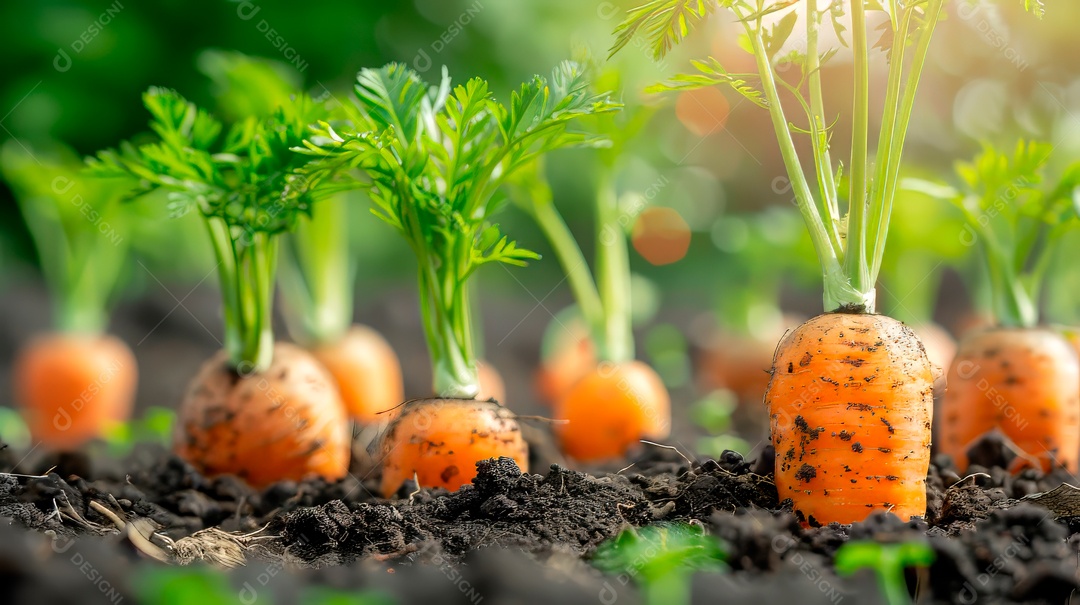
[767,313,933,525]
[911,141,1080,473]
[175,343,349,486]
[554,361,670,461]
[379,398,528,497]
[2,141,139,449]
[14,333,137,449]
[940,327,1079,472]
[301,63,617,495]
[508,94,671,461]
[609,0,1039,522]
[912,322,956,400]
[310,325,404,424]
[90,86,350,485]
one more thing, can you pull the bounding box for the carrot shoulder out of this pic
[768,313,933,526]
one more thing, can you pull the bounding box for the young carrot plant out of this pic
[835,541,935,605]
[201,50,405,427]
[594,524,727,605]
[301,61,619,496]
[89,87,351,486]
[613,0,1043,524]
[908,140,1080,472]
[507,78,673,461]
[2,141,139,449]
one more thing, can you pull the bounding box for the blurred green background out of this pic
[2,0,1080,443]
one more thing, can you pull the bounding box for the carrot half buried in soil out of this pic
[768,313,933,525]
[90,87,350,486]
[175,343,349,486]
[608,0,1048,522]
[2,141,140,449]
[379,398,528,497]
[300,63,619,495]
[14,333,137,449]
[908,141,1080,473]
[940,328,1079,472]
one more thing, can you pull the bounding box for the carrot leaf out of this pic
[89,87,333,371]
[302,62,619,397]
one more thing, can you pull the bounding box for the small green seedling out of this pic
[102,406,174,457]
[834,541,935,605]
[594,524,727,605]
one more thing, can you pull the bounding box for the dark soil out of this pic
[2,430,1079,605]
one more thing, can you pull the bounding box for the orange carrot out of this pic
[940,328,1080,472]
[767,313,933,525]
[379,398,528,497]
[14,333,137,449]
[175,343,350,487]
[554,361,671,461]
[311,325,404,424]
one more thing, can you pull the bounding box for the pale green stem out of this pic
[527,186,606,352]
[736,10,862,312]
[844,0,872,303]
[806,0,842,252]
[279,195,352,347]
[596,170,633,363]
[870,0,946,276]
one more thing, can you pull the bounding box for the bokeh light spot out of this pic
[675,87,730,137]
[632,207,692,266]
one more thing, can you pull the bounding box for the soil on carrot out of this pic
[2,430,1080,605]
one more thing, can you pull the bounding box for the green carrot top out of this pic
[1,141,136,334]
[612,0,1043,314]
[906,140,1080,328]
[301,62,620,397]
[88,87,331,372]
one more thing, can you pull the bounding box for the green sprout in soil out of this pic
[594,524,727,605]
[834,541,935,605]
[89,87,330,373]
[301,62,619,398]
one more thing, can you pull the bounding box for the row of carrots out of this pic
[6,1,1075,528]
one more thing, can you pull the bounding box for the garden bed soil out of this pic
[2,431,1080,605]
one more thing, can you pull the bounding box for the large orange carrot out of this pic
[768,313,933,525]
[175,343,349,487]
[14,333,137,449]
[554,361,670,461]
[379,398,528,497]
[940,328,1080,472]
[311,325,404,424]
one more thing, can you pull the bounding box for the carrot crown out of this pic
[906,140,1080,328]
[88,88,330,373]
[612,0,1043,313]
[1,141,136,334]
[301,62,620,397]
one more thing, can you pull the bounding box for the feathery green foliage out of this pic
[301,62,619,397]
